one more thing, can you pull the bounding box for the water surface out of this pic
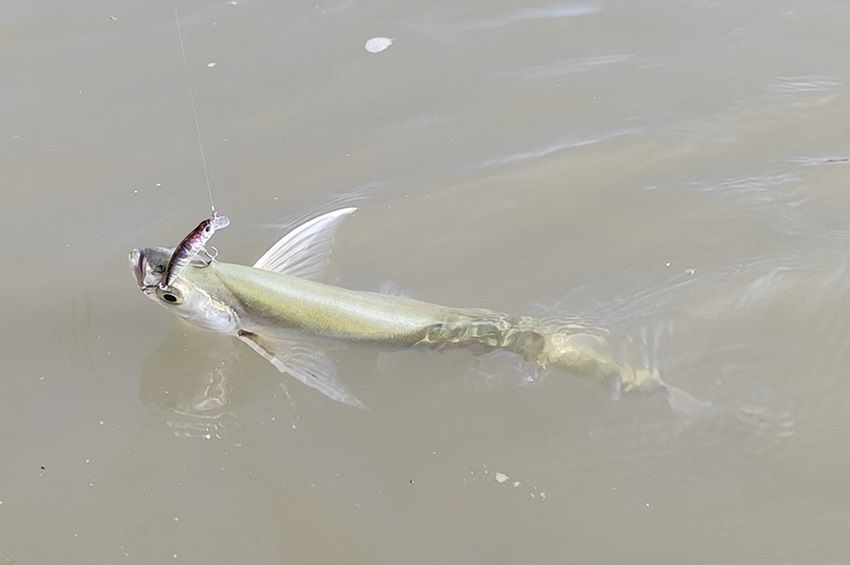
[2,0,850,562]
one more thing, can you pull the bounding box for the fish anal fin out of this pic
[237,330,365,409]
[252,207,357,281]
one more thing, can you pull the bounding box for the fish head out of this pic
[130,246,171,289]
[129,247,238,333]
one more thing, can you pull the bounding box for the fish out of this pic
[130,207,708,415]
[160,213,230,289]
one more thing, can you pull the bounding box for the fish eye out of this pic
[154,265,166,274]
[204,225,212,233]
[155,287,184,305]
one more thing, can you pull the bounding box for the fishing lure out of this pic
[160,213,230,289]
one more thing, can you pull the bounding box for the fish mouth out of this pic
[129,248,150,292]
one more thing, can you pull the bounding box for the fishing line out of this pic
[171,0,217,216]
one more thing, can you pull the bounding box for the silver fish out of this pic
[130,207,708,415]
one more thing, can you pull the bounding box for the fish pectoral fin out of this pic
[237,330,365,409]
[252,207,357,281]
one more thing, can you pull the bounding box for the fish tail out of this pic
[423,310,622,379]
[524,321,710,417]
[429,311,709,417]
[503,318,623,381]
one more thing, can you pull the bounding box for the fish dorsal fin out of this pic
[237,330,365,408]
[252,207,357,281]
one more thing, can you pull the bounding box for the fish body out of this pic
[218,261,456,342]
[131,208,707,415]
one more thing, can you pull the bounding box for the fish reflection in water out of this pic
[139,329,242,439]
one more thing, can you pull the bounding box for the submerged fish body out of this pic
[131,208,707,415]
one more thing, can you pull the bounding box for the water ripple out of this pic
[474,127,640,169]
[787,155,849,166]
[767,75,842,94]
[166,410,240,440]
[463,2,602,30]
[687,172,798,195]
[500,53,634,81]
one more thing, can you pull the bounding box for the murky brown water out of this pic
[3,0,850,562]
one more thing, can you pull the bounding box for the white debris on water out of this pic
[474,465,547,500]
[365,37,393,53]
[206,62,217,68]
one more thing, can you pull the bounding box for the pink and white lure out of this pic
[160,213,230,289]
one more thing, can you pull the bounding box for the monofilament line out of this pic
[171,0,217,215]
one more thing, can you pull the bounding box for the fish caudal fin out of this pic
[538,330,711,418]
[659,380,712,419]
[237,330,365,408]
[447,312,710,418]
